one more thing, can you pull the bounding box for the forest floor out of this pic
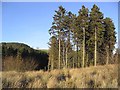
[1,64,118,88]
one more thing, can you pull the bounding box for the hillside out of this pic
[2,64,118,88]
[2,42,49,71]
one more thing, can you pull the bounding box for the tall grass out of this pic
[2,64,118,88]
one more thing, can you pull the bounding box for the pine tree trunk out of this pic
[63,44,65,68]
[73,44,75,68]
[73,58,74,68]
[82,27,85,68]
[106,46,109,65]
[94,27,97,66]
[115,50,118,64]
[76,41,79,68]
[78,57,80,68]
[58,39,61,69]
[86,53,88,67]
[66,47,68,68]
[48,59,50,71]
[51,55,54,70]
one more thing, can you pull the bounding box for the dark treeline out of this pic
[48,4,118,70]
[2,42,48,71]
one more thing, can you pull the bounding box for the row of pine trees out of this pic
[48,4,116,70]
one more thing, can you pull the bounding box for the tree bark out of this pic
[76,41,79,68]
[58,38,61,69]
[73,44,75,68]
[66,47,68,68]
[48,59,50,71]
[51,55,54,70]
[94,27,97,66]
[63,44,65,67]
[86,53,88,67]
[106,46,109,65]
[82,27,85,68]
[73,58,74,68]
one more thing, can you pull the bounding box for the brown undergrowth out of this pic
[1,64,118,88]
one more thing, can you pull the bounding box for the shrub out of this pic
[3,56,38,72]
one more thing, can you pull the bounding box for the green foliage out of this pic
[2,42,49,71]
[48,36,59,69]
[48,4,116,70]
[49,6,75,70]
[103,17,116,52]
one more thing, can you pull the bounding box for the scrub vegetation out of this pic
[2,64,118,88]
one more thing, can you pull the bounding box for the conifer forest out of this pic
[48,4,117,70]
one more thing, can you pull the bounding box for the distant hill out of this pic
[2,42,49,71]
[35,48,49,53]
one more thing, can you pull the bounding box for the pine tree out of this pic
[48,5,116,70]
[89,4,104,66]
[71,14,80,68]
[77,5,89,68]
[49,6,66,69]
[63,11,74,68]
[48,36,58,70]
[103,17,116,64]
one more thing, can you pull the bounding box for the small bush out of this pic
[3,56,38,72]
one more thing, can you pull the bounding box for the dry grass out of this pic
[1,64,118,88]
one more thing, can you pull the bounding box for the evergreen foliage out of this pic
[48,4,116,70]
[2,42,48,71]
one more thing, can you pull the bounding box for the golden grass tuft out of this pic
[1,64,118,88]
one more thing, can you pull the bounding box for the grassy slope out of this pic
[39,49,49,53]
[2,64,118,88]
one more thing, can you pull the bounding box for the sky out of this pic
[2,2,118,49]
